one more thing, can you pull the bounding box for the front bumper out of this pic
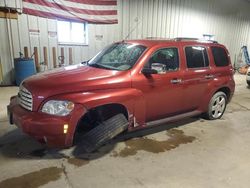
[7,97,86,148]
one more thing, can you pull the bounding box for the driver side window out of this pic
[146,48,179,73]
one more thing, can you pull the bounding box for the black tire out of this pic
[247,80,250,86]
[74,113,128,154]
[205,91,227,120]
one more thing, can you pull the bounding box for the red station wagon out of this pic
[8,38,235,151]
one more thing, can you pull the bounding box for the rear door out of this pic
[181,45,215,112]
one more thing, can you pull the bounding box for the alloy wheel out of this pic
[211,95,226,119]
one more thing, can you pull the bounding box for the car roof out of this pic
[122,38,225,48]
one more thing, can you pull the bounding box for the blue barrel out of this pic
[14,58,36,86]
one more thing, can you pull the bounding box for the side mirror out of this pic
[142,63,166,75]
[141,68,158,75]
[151,63,166,73]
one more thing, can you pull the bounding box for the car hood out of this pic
[22,64,131,109]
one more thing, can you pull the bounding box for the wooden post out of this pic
[60,47,64,66]
[69,47,73,65]
[52,47,57,68]
[24,47,29,58]
[0,11,18,19]
[0,62,3,83]
[43,47,48,66]
[34,47,39,70]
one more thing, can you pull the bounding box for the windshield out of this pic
[88,42,147,71]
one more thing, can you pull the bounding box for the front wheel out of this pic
[205,91,227,120]
[74,113,128,154]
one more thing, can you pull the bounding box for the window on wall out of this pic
[185,46,209,68]
[57,21,87,45]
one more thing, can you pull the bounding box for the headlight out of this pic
[41,100,75,116]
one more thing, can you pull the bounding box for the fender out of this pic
[46,88,146,129]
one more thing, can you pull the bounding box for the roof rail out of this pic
[174,37,218,43]
[145,37,168,40]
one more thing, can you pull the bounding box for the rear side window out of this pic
[211,47,229,67]
[185,46,209,68]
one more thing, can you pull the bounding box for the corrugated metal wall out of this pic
[0,0,121,85]
[0,14,120,84]
[1,0,250,85]
[119,0,250,55]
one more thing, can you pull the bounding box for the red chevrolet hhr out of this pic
[8,38,235,151]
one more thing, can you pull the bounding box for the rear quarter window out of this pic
[211,47,229,67]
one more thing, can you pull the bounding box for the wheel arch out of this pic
[201,86,232,113]
[214,86,231,103]
[73,103,130,144]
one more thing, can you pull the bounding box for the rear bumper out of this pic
[227,86,235,104]
[246,68,250,81]
[8,97,86,148]
[246,74,250,81]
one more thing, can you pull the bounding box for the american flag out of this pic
[22,0,118,24]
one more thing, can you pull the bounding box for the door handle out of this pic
[205,74,214,79]
[170,78,182,84]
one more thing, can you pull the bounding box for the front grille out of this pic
[18,86,33,111]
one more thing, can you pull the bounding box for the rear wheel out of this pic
[205,91,227,120]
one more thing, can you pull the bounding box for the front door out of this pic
[132,47,184,122]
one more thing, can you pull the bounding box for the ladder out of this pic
[241,46,250,65]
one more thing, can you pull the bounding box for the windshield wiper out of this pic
[81,60,89,65]
[89,63,117,70]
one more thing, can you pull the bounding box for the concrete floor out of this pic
[0,74,250,188]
